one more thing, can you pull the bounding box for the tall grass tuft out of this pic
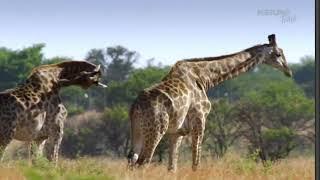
[0,153,314,180]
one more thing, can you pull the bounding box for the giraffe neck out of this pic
[183,44,267,90]
[15,67,63,96]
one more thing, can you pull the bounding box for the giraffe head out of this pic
[74,64,102,89]
[57,61,106,89]
[262,34,292,77]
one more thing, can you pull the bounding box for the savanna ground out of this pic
[0,152,314,180]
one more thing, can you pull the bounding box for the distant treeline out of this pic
[0,44,315,162]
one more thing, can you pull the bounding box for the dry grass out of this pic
[104,154,315,180]
[0,167,25,180]
[0,153,314,180]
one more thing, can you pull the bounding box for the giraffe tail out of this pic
[127,101,142,168]
[127,149,139,166]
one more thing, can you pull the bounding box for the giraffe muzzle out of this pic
[88,64,108,88]
[88,76,108,88]
[281,63,293,77]
[284,69,292,77]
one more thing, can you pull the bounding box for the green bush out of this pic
[262,127,296,161]
[66,105,85,117]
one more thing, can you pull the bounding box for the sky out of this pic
[0,0,315,67]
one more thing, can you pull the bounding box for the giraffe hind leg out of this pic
[136,113,169,166]
[127,117,143,167]
[168,134,183,172]
[136,130,165,166]
[191,119,205,171]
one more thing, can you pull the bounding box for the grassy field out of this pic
[0,153,314,180]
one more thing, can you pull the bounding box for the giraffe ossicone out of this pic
[128,34,292,172]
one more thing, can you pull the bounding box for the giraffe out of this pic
[127,34,292,171]
[0,61,106,164]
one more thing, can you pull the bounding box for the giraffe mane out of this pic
[180,44,268,63]
[30,60,95,74]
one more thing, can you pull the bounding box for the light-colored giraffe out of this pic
[0,61,106,164]
[127,34,292,171]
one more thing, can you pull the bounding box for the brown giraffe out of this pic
[0,61,106,164]
[127,34,292,171]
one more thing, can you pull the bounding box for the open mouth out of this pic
[92,77,107,88]
[88,64,108,88]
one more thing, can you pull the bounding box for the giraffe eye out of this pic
[275,53,281,57]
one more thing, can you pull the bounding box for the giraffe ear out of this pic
[268,34,277,46]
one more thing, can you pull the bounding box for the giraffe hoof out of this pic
[192,165,198,171]
[167,167,177,173]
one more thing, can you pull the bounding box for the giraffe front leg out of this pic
[35,139,47,157]
[45,104,67,165]
[0,140,11,162]
[45,124,63,165]
[29,138,47,164]
[167,134,183,172]
[27,141,32,165]
[0,123,16,162]
[191,118,205,171]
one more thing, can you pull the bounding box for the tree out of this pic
[42,56,71,65]
[86,46,138,82]
[84,46,140,110]
[208,64,288,101]
[0,44,45,90]
[61,105,130,157]
[232,79,314,162]
[105,46,138,82]
[104,66,169,106]
[291,56,315,98]
[100,105,130,157]
[204,99,245,158]
[86,49,107,76]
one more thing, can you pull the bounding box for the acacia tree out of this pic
[105,66,169,106]
[232,79,314,162]
[85,46,139,110]
[86,46,138,82]
[204,99,246,158]
[291,56,315,98]
[99,105,130,157]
